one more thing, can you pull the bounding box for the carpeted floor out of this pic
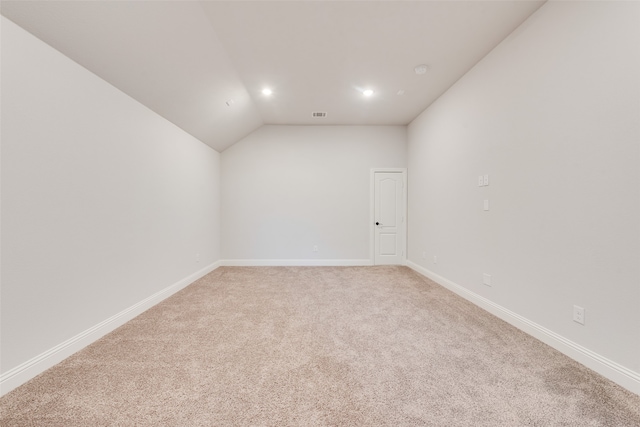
[1,266,639,426]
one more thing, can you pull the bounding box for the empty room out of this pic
[1,0,639,425]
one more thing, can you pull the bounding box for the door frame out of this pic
[370,168,407,265]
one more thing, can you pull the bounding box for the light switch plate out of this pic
[483,199,489,211]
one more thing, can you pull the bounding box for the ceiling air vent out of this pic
[312,112,327,118]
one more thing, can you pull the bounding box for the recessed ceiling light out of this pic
[415,64,430,75]
[363,89,374,97]
[262,88,273,96]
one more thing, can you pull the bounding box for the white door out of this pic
[374,172,405,265]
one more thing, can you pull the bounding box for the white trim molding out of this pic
[0,261,221,397]
[406,261,640,396]
[221,259,373,267]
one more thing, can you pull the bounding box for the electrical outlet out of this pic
[483,174,489,186]
[422,251,426,260]
[478,175,484,187]
[195,253,200,263]
[483,273,491,287]
[433,255,437,264]
[573,305,585,325]
[313,245,318,252]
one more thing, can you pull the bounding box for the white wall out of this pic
[1,17,221,383]
[407,0,640,390]
[221,125,406,263]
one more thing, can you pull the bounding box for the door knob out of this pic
[375,222,380,225]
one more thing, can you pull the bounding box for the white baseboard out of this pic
[406,261,640,396]
[0,261,221,397]
[221,259,373,267]
[7,260,636,397]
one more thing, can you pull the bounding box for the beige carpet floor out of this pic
[1,266,639,426]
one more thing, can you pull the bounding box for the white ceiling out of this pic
[1,0,546,152]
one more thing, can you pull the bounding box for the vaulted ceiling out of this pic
[1,1,546,152]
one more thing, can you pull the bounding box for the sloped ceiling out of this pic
[1,0,546,152]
